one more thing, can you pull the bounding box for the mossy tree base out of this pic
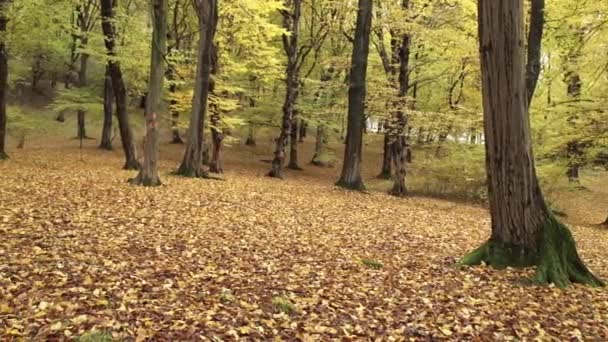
[0,151,8,160]
[128,175,162,187]
[460,216,604,288]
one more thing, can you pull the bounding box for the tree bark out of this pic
[169,83,183,143]
[377,131,392,179]
[245,125,256,146]
[101,0,139,170]
[336,0,372,191]
[0,0,7,160]
[176,0,217,178]
[130,0,167,186]
[268,0,302,178]
[99,67,113,150]
[288,116,302,170]
[461,0,602,288]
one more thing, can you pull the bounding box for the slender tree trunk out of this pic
[209,108,223,173]
[77,110,86,140]
[299,120,307,142]
[0,1,7,160]
[101,0,139,170]
[99,67,113,150]
[245,125,256,146]
[388,8,412,197]
[177,0,217,177]
[288,116,302,170]
[131,0,167,186]
[461,0,602,288]
[525,0,544,105]
[269,0,302,178]
[378,132,392,179]
[336,0,372,191]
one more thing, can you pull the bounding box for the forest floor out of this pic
[1,134,608,341]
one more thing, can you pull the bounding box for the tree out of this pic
[525,0,544,105]
[176,0,217,178]
[336,0,372,191]
[0,0,8,160]
[130,0,167,186]
[99,66,113,150]
[460,0,602,288]
[268,0,302,178]
[100,0,139,170]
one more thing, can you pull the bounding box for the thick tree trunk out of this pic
[0,1,8,160]
[101,0,139,170]
[99,67,113,150]
[269,0,302,179]
[336,0,372,191]
[177,0,217,178]
[130,0,167,186]
[461,0,602,288]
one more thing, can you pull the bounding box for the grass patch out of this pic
[361,258,384,270]
[76,331,113,342]
[272,296,296,315]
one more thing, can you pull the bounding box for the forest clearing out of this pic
[1,0,608,340]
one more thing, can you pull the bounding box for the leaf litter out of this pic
[0,148,607,340]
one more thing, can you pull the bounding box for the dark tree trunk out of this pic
[377,131,392,179]
[130,0,167,186]
[77,110,86,140]
[209,109,223,173]
[388,6,412,197]
[461,0,602,288]
[177,0,218,178]
[269,0,302,178]
[0,1,8,160]
[298,120,307,142]
[99,67,113,150]
[525,0,544,105]
[101,0,139,170]
[288,116,302,170]
[245,125,256,146]
[336,0,372,191]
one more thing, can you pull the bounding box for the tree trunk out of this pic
[101,0,139,170]
[288,116,302,170]
[461,0,602,288]
[388,9,412,197]
[268,0,302,179]
[0,1,8,160]
[377,132,392,179]
[99,67,113,150]
[209,109,223,173]
[298,120,307,142]
[245,125,256,146]
[336,0,372,191]
[130,0,167,186]
[176,0,217,178]
[77,110,86,140]
[525,0,544,105]
[311,124,331,167]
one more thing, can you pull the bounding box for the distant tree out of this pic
[460,0,602,288]
[336,0,372,190]
[0,0,8,160]
[130,0,167,186]
[100,0,139,170]
[176,0,218,177]
[268,0,302,178]
[99,66,113,150]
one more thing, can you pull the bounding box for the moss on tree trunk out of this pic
[461,215,603,288]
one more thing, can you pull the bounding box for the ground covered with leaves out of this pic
[1,146,607,341]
